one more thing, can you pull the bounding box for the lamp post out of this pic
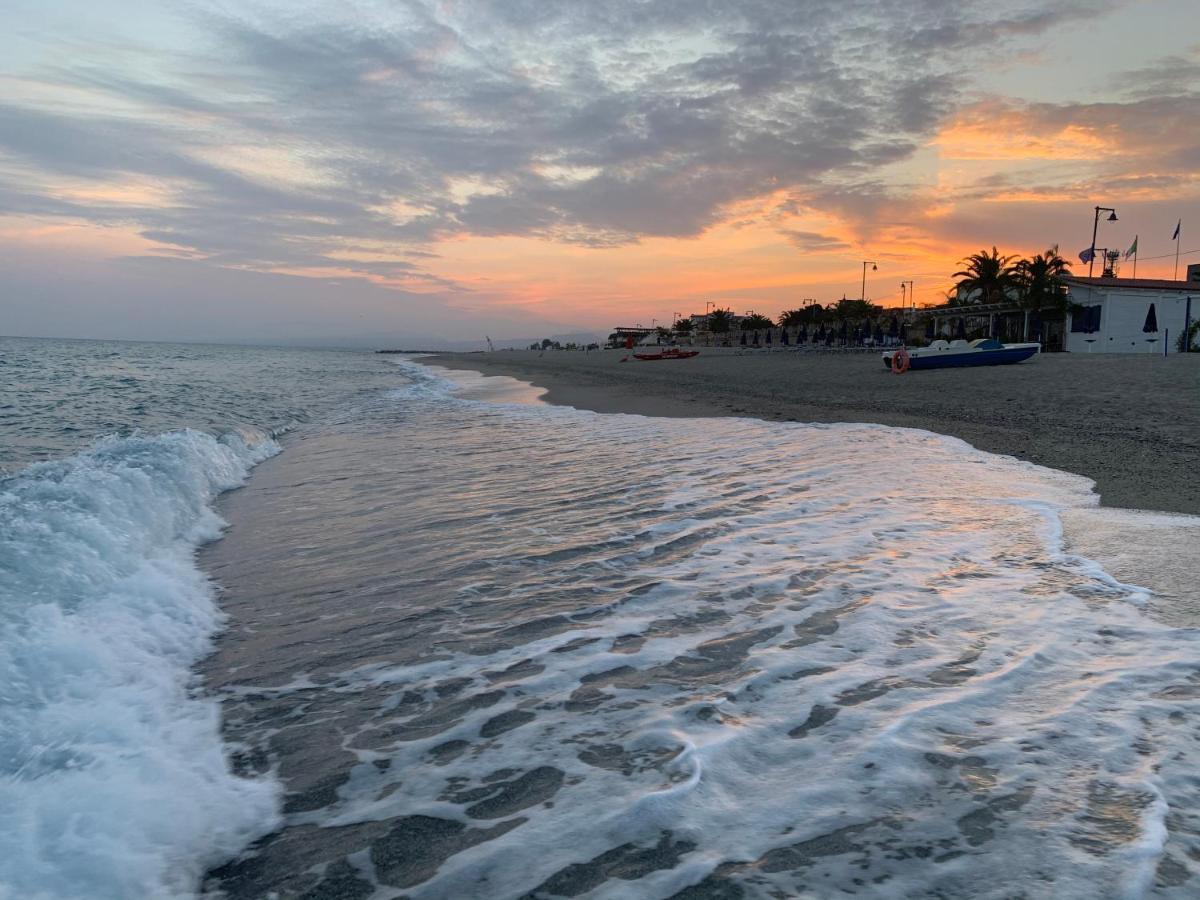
[1088,206,1118,278]
[899,283,906,314]
[903,279,914,316]
[861,260,878,303]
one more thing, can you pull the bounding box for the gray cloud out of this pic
[780,229,851,252]
[0,0,1132,287]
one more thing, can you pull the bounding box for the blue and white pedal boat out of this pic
[882,338,1040,371]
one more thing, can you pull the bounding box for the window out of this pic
[1071,305,1101,333]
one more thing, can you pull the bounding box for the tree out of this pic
[1177,319,1200,353]
[742,313,773,330]
[1013,246,1071,317]
[707,308,733,333]
[780,305,825,326]
[778,309,804,327]
[832,298,881,320]
[540,338,554,350]
[674,318,694,335]
[953,247,1018,305]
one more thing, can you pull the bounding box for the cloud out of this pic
[0,0,1113,289]
[780,229,851,253]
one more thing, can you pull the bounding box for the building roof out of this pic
[1064,276,1198,292]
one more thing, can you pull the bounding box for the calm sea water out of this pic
[3,338,1200,899]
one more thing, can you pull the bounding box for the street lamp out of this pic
[861,260,878,303]
[1088,206,1118,278]
[903,279,914,316]
[899,282,906,312]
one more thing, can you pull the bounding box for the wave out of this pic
[0,429,283,900]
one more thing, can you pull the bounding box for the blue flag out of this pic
[1078,247,1095,264]
[1172,219,1181,240]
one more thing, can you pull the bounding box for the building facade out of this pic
[1062,276,1197,354]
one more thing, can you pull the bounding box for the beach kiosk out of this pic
[1061,276,1197,354]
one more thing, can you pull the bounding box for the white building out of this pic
[1062,276,1198,354]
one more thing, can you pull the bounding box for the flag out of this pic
[1173,219,1182,240]
[1125,236,1138,260]
[1078,247,1095,264]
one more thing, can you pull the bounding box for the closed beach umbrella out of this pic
[1143,303,1158,333]
[955,317,967,339]
[740,330,747,346]
[765,328,772,345]
[780,327,789,345]
[839,321,848,344]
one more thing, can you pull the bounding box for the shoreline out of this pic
[424,348,1200,611]
[426,348,1200,515]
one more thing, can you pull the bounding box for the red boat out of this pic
[632,348,700,361]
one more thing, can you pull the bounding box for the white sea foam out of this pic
[263,359,1200,899]
[0,429,282,900]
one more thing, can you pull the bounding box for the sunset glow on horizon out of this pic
[2,0,1198,343]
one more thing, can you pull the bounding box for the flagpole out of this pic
[1133,237,1137,278]
[1175,223,1182,281]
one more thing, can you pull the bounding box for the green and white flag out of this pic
[1124,235,1138,260]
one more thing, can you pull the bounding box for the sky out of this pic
[2,0,1198,345]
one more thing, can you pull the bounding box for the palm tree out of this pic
[778,309,804,327]
[742,313,774,330]
[1013,246,1072,336]
[707,308,733,333]
[1013,246,1071,309]
[779,307,824,326]
[953,247,1018,305]
[674,317,694,335]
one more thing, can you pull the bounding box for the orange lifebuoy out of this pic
[891,348,910,374]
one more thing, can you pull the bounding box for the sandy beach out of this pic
[428,348,1200,610]
[429,348,1200,515]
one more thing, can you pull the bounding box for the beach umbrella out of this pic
[740,330,747,346]
[955,317,967,339]
[752,331,760,346]
[1143,303,1158,333]
[780,327,789,345]
[839,321,848,344]
[765,328,772,345]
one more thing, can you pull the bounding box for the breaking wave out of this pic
[0,428,283,900]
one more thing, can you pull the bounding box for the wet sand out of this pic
[427,348,1200,515]
[426,348,1200,611]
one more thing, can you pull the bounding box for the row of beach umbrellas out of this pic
[735,317,902,346]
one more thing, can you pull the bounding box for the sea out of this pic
[3,335,1200,900]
